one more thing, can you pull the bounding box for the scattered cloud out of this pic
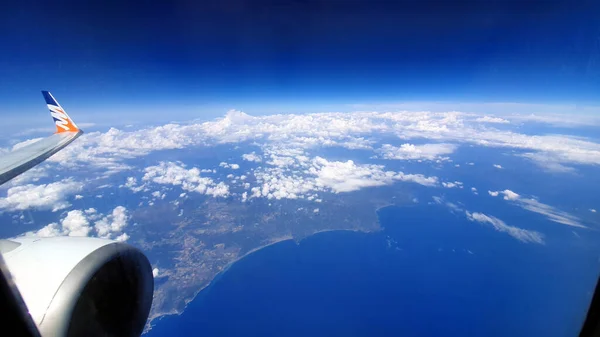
[0,179,83,212]
[493,164,503,169]
[591,209,597,213]
[153,268,160,278]
[376,143,457,161]
[219,162,240,170]
[442,181,463,189]
[248,155,438,201]
[488,189,584,228]
[242,152,262,162]
[143,162,230,197]
[465,211,544,244]
[121,177,147,193]
[24,206,130,240]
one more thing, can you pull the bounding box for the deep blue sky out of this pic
[1,0,599,125]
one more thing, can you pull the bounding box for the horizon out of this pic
[1,0,599,130]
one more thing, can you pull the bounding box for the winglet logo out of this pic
[48,104,78,133]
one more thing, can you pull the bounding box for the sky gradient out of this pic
[1,0,599,125]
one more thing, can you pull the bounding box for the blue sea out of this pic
[147,204,600,337]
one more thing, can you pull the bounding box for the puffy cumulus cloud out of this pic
[24,206,130,240]
[152,268,160,278]
[61,210,92,236]
[249,156,438,201]
[242,152,262,162]
[493,164,503,169]
[94,206,130,239]
[0,179,83,212]
[475,116,510,124]
[591,209,597,213]
[489,189,584,228]
[309,157,438,193]
[377,143,457,161]
[500,189,520,201]
[465,211,544,244]
[143,162,230,197]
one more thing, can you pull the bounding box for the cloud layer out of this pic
[20,109,599,177]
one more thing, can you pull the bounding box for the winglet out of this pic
[42,91,80,133]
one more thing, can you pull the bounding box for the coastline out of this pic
[144,227,381,333]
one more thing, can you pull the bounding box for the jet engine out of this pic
[0,236,154,337]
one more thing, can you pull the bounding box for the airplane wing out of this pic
[0,91,83,186]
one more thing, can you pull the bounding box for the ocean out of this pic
[147,204,599,337]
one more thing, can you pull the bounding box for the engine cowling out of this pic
[0,236,153,337]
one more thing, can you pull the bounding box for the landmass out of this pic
[132,185,414,332]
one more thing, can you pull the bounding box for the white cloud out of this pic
[475,116,510,124]
[500,189,520,200]
[377,143,457,161]
[591,209,597,213]
[218,162,240,170]
[309,157,438,193]
[143,162,230,198]
[249,156,438,201]
[152,268,160,278]
[121,177,146,193]
[242,152,262,162]
[465,211,544,244]
[61,210,92,237]
[518,152,576,173]
[0,179,83,212]
[75,194,83,200]
[94,206,129,239]
[493,164,503,169]
[115,233,130,242]
[489,189,583,228]
[442,181,463,189]
[24,206,130,240]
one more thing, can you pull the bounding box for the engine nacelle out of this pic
[0,236,153,337]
